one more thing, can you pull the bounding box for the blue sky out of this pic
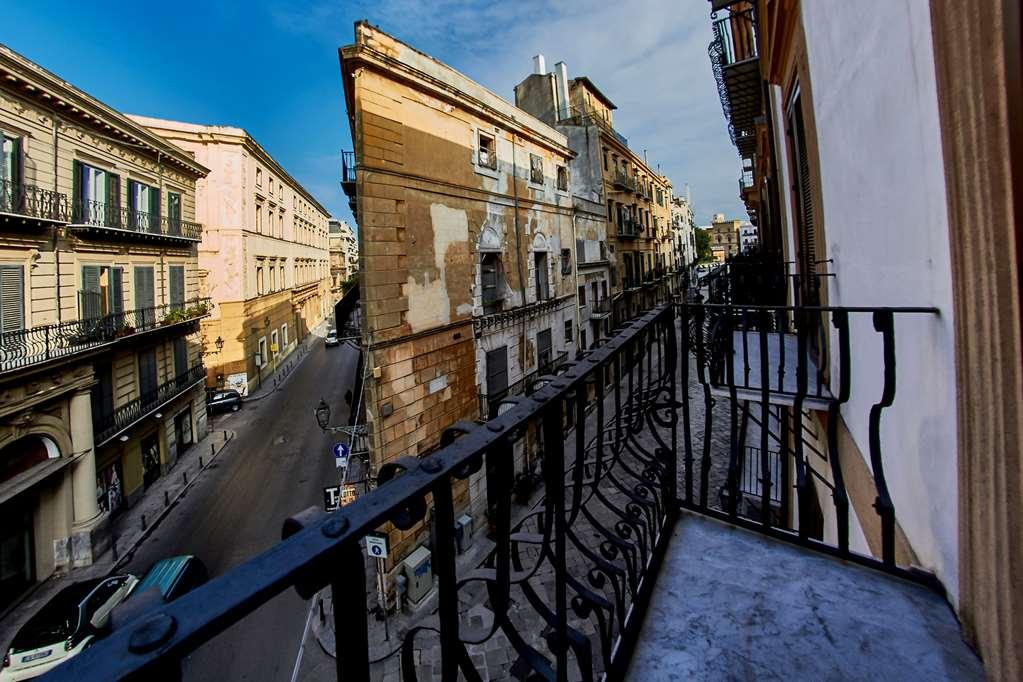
[4,0,746,229]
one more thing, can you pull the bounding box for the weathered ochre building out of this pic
[132,118,332,395]
[0,46,209,606]
[708,213,742,262]
[340,23,577,582]
[514,62,674,327]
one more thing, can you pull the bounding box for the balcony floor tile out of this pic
[627,513,983,681]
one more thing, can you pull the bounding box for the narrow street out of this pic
[120,333,361,682]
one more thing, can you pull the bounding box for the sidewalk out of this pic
[0,425,235,653]
[244,320,329,403]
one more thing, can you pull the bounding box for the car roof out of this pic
[135,556,194,600]
[10,578,105,650]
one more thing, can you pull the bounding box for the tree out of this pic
[695,228,714,262]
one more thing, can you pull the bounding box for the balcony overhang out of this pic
[67,223,201,245]
[722,58,763,154]
[95,372,205,448]
[0,210,67,229]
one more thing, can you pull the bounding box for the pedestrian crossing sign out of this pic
[365,533,388,559]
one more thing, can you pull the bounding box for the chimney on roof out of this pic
[554,61,570,121]
[533,54,546,75]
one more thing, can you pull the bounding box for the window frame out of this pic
[528,153,544,187]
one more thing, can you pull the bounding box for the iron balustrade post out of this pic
[694,305,713,509]
[869,310,897,568]
[793,307,811,541]
[759,308,772,527]
[334,541,369,681]
[431,474,460,680]
[724,307,741,517]
[828,309,852,555]
[542,400,569,681]
[679,303,694,505]
[664,307,679,512]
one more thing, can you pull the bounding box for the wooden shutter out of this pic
[72,160,82,222]
[109,267,123,314]
[537,329,552,370]
[149,187,161,234]
[81,266,102,320]
[0,265,24,333]
[134,266,155,310]
[91,361,114,423]
[138,348,158,399]
[106,173,120,228]
[788,92,818,305]
[168,265,184,310]
[173,337,188,379]
[485,347,508,393]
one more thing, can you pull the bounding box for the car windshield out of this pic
[10,580,101,651]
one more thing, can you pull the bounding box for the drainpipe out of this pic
[52,113,61,322]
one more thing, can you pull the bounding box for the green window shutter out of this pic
[134,266,154,309]
[174,337,188,378]
[168,265,184,310]
[149,187,161,234]
[109,267,124,314]
[81,266,102,320]
[72,160,82,222]
[106,173,120,228]
[0,265,24,333]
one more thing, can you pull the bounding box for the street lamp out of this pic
[315,399,331,430]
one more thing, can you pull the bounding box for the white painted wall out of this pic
[800,1,958,601]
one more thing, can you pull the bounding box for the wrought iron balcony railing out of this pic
[0,178,70,223]
[712,5,758,67]
[0,297,212,375]
[94,363,206,445]
[341,150,357,185]
[561,105,629,148]
[590,297,612,318]
[70,200,202,240]
[617,218,641,238]
[611,170,637,193]
[59,297,944,681]
[479,351,570,420]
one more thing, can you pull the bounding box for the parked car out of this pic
[1,574,137,680]
[324,329,339,347]
[133,555,208,603]
[207,389,242,414]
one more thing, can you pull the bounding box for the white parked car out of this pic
[1,574,137,680]
[324,329,340,348]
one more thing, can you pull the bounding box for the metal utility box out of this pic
[454,514,474,554]
[402,546,433,604]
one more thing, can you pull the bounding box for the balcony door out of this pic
[1,133,21,213]
[537,328,552,373]
[81,266,123,322]
[167,192,181,236]
[484,346,508,419]
[73,161,119,226]
[138,347,158,403]
[128,180,159,233]
[0,265,24,335]
[134,266,155,329]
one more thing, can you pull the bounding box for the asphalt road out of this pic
[121,334,361,682]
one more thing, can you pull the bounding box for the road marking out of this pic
[290,598,317,682]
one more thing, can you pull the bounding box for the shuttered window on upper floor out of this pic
[81,265,124,320]
[0,265,24,333]
[168,265,185,311]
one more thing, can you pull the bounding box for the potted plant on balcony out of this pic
[160,309,189,326]
[114,321,136,338]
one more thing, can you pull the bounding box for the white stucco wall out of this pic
[800,1,958,601]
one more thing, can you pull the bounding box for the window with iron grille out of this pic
[529,154,543,185]
[477,131,497,170]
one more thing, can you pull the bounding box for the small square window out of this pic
[477,132,497,170]
[556,165,568,192]
[529,154,543,185]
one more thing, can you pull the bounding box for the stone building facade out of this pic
[131,118,331,396]
[514,61,674,329]
[0,46,209,607]
[339,23,577,585]
[708,213,743,262]
[329,218,357,296]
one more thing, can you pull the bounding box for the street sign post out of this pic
[332,442,350,470]
[365,532,388,559]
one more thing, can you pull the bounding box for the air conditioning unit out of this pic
[454,514,474,554]
[402,545,433,605]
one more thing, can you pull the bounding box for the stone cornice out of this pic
[0,44,208,178]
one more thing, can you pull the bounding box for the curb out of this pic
[111,430,236,572]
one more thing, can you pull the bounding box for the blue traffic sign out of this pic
[332,442,350,460]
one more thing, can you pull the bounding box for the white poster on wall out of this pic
[225,372,249,396]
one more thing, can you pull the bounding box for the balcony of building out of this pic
[93,363,205,446]
[561,105,629,148]
[341,150,357,214]
[0,178,70,227]
[617,218,641,239]
[590,297,612,319]
[59,300,983,682]
[709,2,763,159]
[0,297,211,378]
[611,170,637,194]
[67,201,202,244]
